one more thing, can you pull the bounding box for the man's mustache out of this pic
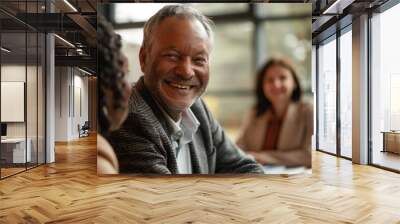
[164,76,200,86]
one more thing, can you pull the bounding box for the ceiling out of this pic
[0,0,97,74]
[309,0,389,43]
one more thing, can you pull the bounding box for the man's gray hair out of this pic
[142,5,214,51]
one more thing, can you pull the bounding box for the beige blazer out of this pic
[236,101,313,167]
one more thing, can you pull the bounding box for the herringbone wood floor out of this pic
[1,135,400,224]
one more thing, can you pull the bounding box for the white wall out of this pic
[1,65,29,138]
[72,72,89,138]
[54,66,69,141]
[54,67,89,141]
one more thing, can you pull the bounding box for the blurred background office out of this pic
[99,3,312,142]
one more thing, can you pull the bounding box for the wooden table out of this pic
[381,131,400,154]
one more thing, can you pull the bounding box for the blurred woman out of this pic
[97,16,131,174]
[236,58,313,168]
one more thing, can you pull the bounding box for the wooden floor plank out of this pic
[0,135,399,223]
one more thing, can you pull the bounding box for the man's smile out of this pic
[165,80,197,90]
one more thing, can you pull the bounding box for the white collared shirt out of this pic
[162,109,200,174]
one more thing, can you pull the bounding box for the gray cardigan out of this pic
[107,78,264,174]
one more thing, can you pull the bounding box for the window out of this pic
[0,1,46,179]
[257,3,311,17]
[114,3,175,23]
[339,28,352,158]
[262,18,312,92]
[114,3,248,23]
[370,3,400,171]
[203,21,253,139]
[317,36,337,154]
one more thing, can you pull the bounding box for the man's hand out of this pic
[247,151,280,165]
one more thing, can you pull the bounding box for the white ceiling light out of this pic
[63,0,78,12]
[1,47,11,53]
[54,34,75,48]
[78,67,92,76]
[323,0,354,15]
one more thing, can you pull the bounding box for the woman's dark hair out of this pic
[98,15,126,134]
[254,58,302,117]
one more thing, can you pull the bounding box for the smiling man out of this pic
[107,5,264,174]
